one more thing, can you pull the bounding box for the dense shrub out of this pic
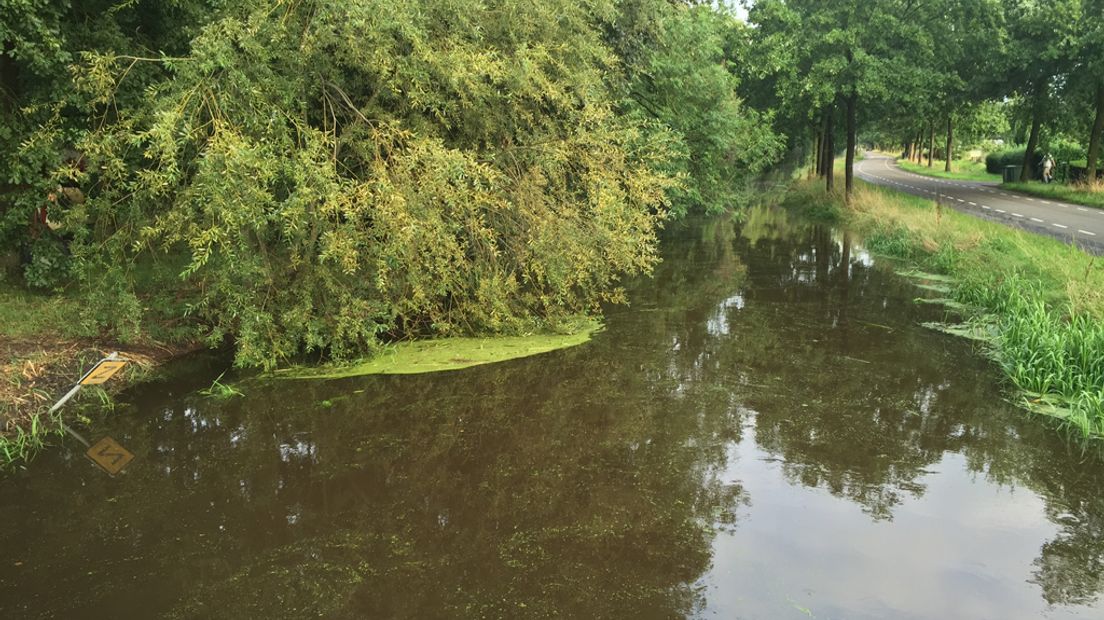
[1042,134,1087,165]
[985,148,1038,174]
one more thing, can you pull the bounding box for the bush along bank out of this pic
[785,178,1104,440]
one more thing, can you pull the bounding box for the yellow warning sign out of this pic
[79,360,127,385]
[86,436,134,475]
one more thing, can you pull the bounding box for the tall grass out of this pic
[955,276,1104,435]
[1001,180,1104,210]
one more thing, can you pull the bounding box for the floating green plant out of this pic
[276,320,602,379]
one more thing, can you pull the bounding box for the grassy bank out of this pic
[0,283,178,467]
[1001,181,1104,210]
[787,178,1104,439]
[897,158,1001,183]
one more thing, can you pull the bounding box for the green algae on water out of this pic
[276,320,602,379]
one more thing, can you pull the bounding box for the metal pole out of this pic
[47,383,82,416]
[45,352,126,450]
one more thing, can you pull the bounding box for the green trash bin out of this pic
[1003,165,1023,182]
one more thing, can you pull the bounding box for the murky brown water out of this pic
[3,207,1104,619]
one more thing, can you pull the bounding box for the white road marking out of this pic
[1054,223,1068,229]
[995,209,1006,213]
[1078,208,1089,212]
[1030,217,1044,223]
[968,202,977,206]
[1078,230,1096,236]
[1012,213,1024,218]
[981,206,992,210]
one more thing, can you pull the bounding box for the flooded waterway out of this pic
[3,207,1104,619]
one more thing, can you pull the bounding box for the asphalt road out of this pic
[855,154,1104,254]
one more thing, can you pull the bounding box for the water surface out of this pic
[2,208,1103,619]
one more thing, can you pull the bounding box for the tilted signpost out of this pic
[48,352,135,476]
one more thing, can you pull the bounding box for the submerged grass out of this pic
[1001,181,1104,210]
[897,158,1001,183]
[787,178,1104,439]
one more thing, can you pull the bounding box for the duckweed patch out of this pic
[277,320,602,379]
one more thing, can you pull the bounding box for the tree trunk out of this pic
[945,115,953,172]
[1020,78,1047,182]
[916,129,924,164]
[814,123,823,179]
[845,92,857,200]
[1087,82,1104,184]
[1021,113,1042,182]
[819,112,831,177]
[0,41,18,112]
[825,104,835,192]
[927,121,934,167]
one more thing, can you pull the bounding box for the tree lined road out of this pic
[856,154,1104,254]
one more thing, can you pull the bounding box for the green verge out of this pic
[897,158,1001,183]
[275,319,602,379]
[1001,182,1104,210]
[785,178,1104,440]
[0,282,95,340]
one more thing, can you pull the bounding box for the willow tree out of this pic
[64,0,679,368]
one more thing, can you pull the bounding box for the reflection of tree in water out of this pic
[977,433,1104,606]
[724,208,1104,605]
[711,216,960,520]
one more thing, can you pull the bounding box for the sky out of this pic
[716,0,751,21]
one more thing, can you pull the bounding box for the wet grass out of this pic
[787,178,1104,439]
[897,158,1001,183]
[1001,181,1104,211]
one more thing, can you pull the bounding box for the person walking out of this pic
[1042,153,1055,184]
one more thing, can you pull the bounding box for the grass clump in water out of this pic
[277,319,602,379]
[792,178,1104,439]
[0,412,64,468]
